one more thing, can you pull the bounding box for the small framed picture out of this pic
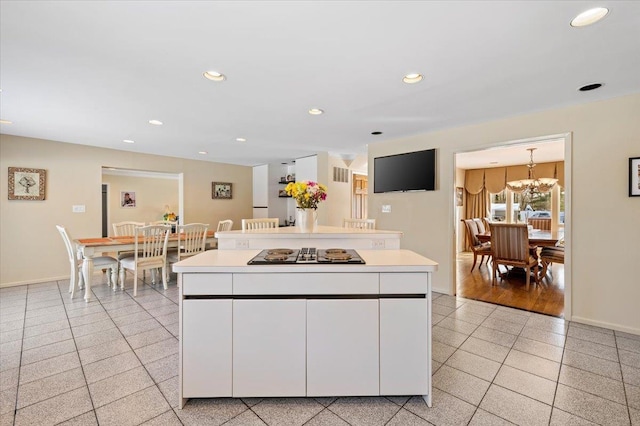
[8,167,46,200]
[121,191,136,207]
[630,157,640,197]
[213,182,232,199]
[455,187,464,206]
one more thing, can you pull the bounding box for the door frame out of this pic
[451,132,572,320]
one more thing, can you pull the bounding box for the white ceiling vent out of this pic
[333,167,349,183]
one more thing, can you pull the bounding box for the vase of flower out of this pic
[297,208,317,232]
[284,181,327,232]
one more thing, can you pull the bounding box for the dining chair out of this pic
[461,219,492,272]
[343,218,376,229]
[241,218,279,230]
[56,225,119,298]
[540,239,565,281]
[216,219,234,232]
[112,221,145,237]
[489,222,540,290]
[167,223,209,276]
[118,225,170,296]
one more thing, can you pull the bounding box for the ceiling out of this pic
[456,138,565,170]
[1,1,639,167]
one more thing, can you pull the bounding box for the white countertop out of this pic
[215,225,403,239]
[173,249,438,274]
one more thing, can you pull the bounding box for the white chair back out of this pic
[242,218,279,230]
[175,223,209,260]
[112,221,145,236]
[217,219,234,232]
[343,218,376,229]
[119,225,170,296]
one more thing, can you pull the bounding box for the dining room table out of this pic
[74,231,216,301]
[477,228,564,247]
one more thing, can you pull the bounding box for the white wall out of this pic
[369,93,640,334]
[0,135,253,287]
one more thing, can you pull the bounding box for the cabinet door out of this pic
[182,300,232,397]
[233,299,306,397]
[307,299,379,396]
[380,298,428,395]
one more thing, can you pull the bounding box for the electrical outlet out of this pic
[372,239,385,248]
[382,205,391,213]
[236,239,249,249]
[72,205,85,213]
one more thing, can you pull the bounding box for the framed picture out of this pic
[213,182,232,199]
[630,157,640,197]
[455,186,464,206]
[121,191,136,207]
[8,167,46,200]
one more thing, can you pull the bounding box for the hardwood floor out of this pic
[456,252,565,317]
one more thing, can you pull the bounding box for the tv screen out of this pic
[374,149,436,193]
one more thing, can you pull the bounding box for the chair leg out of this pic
[525,266,530,290]
[471,252,478,272]
[162,265,168,290]
[119,267,125,291]
[133,269,138,297]
[492,261,497,286]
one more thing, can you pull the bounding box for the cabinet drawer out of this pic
[380,273,428,294]
[182,273,232,295]
[233,273,378,295]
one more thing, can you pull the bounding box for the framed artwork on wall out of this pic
[8,167,46,200]
[455,187,464,206]
[121,191,136,207]
[630,157,640,197]
[213,182,232,199]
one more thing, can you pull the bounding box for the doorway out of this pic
[351,173,368,219]
[453,134,571,318]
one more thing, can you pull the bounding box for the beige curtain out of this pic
[484,167,506,194]
[555,161,565,187]
[465,189,488,219]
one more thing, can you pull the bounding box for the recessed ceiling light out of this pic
[578,83,603,91]
[203,71,226,82]
[0,119,12,124]
[149,119,163,126]
[402,73,423,84]
[123,139,135,144]
[236,137,247,142]
[371,131,383,135]
[308,108,324,115]
[198,151,208,155]
[571,7,609,27]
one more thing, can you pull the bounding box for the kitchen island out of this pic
[173,249,437,408]
[215,225,402,250]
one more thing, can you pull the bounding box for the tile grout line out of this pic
[614,330,634,425]
[10,286,28,426]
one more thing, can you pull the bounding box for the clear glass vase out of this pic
[296,208,317,232]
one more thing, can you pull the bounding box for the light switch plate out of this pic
[72,205,85,213]
[382,205,391,213]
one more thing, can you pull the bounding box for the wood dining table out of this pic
[477,229,564,247]
[74,231,216,301]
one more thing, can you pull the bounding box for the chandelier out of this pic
[506,148,558,194]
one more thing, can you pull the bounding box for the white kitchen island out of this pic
[173,249,438,408]
[215,225,402,250]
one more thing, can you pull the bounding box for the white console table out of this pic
[173,249,437,408]
[215,225,402,250]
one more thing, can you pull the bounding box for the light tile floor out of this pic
[0,275,638,425]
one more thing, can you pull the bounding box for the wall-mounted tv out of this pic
[374,149,436,193]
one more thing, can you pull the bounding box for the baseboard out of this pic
[432,285,452,296]
[1,276,68,289]
[571,315,640,336]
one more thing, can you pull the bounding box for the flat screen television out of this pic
[373,149,436,193]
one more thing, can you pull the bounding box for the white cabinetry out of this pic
[181,300,232,397]
[232,299,306,397]
[307,299,379,396]
[380,298,428,395]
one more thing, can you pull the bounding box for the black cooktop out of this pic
[247,248,366,265]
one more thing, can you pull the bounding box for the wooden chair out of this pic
[528,217,551,230]
[540,244,565,281]
[461,219,492,272]
[343,218,376,229]
[241,218,279,230]
[167,223,208,261]
[216,219,234,232]
[56,225,118,298]
[489,222,540,290]
[118,225,170,296]
[112,221,145,237]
